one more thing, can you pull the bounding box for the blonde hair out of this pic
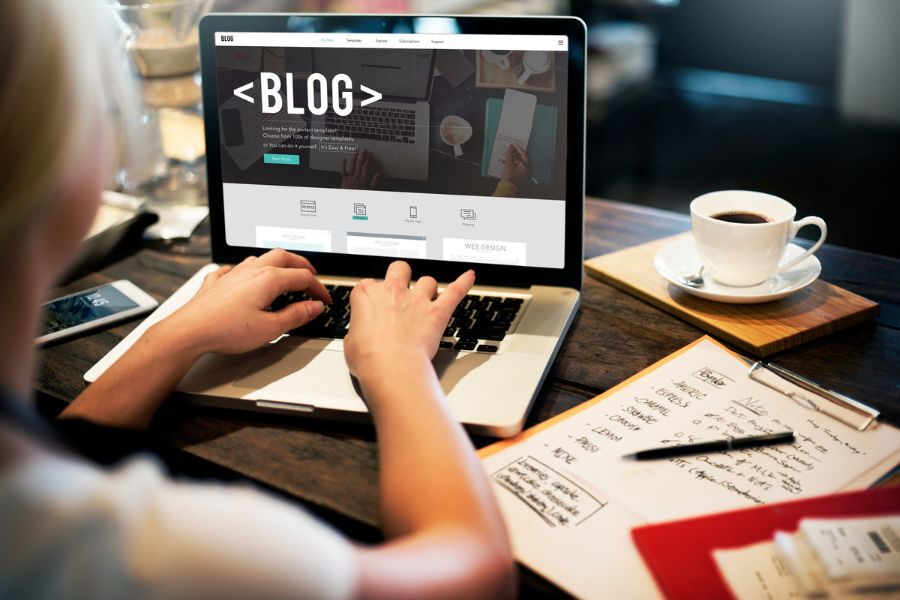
[0,0,107,247]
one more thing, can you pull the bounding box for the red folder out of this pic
[631,486,900,600]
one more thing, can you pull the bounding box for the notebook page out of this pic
[486,89,536,178]
[479,337,900,600]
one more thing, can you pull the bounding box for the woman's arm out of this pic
[59,249,330,428]
[344,262,516,600]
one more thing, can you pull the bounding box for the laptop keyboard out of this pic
[324,106,417,144]
[270,284,525,353]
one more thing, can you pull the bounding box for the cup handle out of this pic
[778,216,827,272]
[517,67,533,85]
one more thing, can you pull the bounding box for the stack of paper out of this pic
[714,515,900,599]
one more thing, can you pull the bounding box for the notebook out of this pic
[482,97,557,185]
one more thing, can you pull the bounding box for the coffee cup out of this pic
[439,115,472,157]
[481,50,512,71]
[690,190,827,287]
[517,50,551,85]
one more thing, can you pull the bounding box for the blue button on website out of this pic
[264,153,300,165]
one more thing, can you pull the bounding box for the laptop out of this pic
[86,14,587,437]
[308,47,433,180]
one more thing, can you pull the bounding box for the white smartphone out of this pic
[37,280,158,345]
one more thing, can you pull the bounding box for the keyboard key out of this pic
[476,345,499,353]
[439,341,454,349]
[456,329,506,342]
[455,340,477,351]
[480,330,506,341]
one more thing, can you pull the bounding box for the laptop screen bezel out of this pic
[199,14,586,290]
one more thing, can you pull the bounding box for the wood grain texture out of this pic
[31,198,900,597]
[584,233,881,357]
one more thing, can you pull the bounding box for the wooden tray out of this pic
[584,233,880,357]
[475,50,556,93]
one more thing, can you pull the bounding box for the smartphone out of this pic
[36,280,158,345]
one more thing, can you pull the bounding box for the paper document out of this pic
[801,516,900,582]
[479,337,900,599]
[714,541,807,600]
[714,519,900,600]
[487,89,536,178]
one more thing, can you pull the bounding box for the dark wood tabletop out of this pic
[34,197,900,596]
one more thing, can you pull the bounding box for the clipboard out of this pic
[744,360,880,431]
[477,336,900,600]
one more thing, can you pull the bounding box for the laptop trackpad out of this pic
[231,338,362,403]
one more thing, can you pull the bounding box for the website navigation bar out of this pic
[215,32,568,51]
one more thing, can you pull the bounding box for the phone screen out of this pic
[41,284,139,335]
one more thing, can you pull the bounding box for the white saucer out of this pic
[654,236,821,304]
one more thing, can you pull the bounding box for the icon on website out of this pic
[409,206,418,219]
[354,203,367,216]
[301,200,317,213]
[460,208,476,221]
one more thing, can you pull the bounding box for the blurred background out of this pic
[206,0,900,257]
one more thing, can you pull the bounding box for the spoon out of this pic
[680,265,705,288]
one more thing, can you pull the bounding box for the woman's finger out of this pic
[200,265,233,290]
[413,275,438,300]
[256,248,317,273]
[511,144,529,166]
[262,267,332,304]
[433,270,475,321]
[269,299,326,332]
[383,261,412,287]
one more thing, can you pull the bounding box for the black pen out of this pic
[622,431,795,460]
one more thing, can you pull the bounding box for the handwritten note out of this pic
[479,337,900,600]
[490,455,607,528]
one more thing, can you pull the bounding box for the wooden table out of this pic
[35,198,900,596]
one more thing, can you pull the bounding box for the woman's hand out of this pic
[162,248,331,356]
[499,143,532,188]
[341,149,382,190]
[343,261,474,381]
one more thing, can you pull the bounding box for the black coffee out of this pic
[711,211,772,224]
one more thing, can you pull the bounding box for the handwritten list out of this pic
[479,337,900,599]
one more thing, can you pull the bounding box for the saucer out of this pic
[654,236,821,304]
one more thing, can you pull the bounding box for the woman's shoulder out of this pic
[0,443,358,599]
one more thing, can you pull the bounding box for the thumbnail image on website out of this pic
[215,33,569,268]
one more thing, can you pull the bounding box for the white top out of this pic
[0,453,358,599]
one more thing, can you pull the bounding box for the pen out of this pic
[622,431,795,460]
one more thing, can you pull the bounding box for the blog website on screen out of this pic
[215,31,569,267]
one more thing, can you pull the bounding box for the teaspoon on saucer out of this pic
[680,266,705,288]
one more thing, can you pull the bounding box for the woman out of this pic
[0,1,514,598]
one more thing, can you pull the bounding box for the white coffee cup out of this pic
[439,115,472,157]
[690,190,827,287]
[481,50,511,71]
[517,50,551,85]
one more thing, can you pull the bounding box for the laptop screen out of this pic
[213,31,569,269]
